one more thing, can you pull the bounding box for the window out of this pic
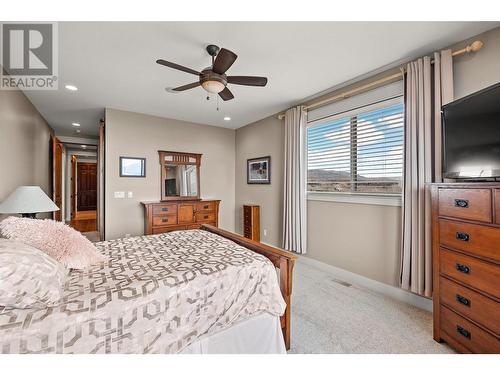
[307,100,404,195]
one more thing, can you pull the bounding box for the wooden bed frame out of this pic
[201,224,297,350]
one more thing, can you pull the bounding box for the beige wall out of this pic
[234,26,500,287]
[235,116,284,247]
[452,27,500,100]
[307,201,401,286]
[104,108,235,240]
[0,88,53,219]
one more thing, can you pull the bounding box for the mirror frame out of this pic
[158,150,202,201]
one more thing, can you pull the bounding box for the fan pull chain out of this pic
[217,95,220,111]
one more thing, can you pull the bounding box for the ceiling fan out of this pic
[156,44,268,101]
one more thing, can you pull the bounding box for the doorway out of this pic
[52,136,102,242]
[67,147,98,239]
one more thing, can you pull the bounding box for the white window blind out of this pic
[307,97,404,194]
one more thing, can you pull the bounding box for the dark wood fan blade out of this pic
[172,82,200,91]
[156,59,200,76]
[212,48,238,75]
[227,76,268,87]
[218,87,234,101]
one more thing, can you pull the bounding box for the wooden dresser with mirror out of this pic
[142,151,220,235]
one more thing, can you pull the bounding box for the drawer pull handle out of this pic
[456,263,470,274]
[456,294,470,307]
[455,232,470,241]
[162,218,168,223]
[456,325,471,339]
[161,208,169,212]
[204,205,209,209]
[454,199,469,208]
[204,215,209,219]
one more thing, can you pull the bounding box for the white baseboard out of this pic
[297,255,433,312]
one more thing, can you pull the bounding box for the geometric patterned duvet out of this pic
[0,230,285,353]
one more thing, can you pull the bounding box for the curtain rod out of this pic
[277,40,484,120]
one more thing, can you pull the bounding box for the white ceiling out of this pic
[23,22,499,136]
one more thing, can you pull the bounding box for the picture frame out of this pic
[119,157,146,177]
[247,156,271,184]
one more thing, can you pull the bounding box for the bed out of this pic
[0,225,296,354]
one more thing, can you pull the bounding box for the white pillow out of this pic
[0,239,67,309]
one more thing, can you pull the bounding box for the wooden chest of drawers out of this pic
[142,199,220,235]
[243,205,260,241]
[431,183,500,353]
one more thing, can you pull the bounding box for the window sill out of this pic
[307,192,402,207]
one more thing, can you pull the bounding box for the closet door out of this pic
[52,136,63,221]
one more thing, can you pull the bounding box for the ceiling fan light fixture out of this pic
[201,80,225,94]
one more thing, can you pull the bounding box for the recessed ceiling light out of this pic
[81,145,86,149]
[72,122,80,127]
[65,84,78,91]
[224,116,231,121]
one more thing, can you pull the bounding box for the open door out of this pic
[70,155,77,219]
[52,136,63,221]
[97,120,105,239]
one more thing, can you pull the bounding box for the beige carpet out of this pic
[82,231,100,242]
[289,261,454,354]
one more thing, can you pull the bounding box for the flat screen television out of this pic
[442,82,500,179]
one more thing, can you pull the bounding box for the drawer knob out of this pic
[456,294,471,307]
[456,325,471,339]
[204,215,209,219]
[162,208,169,212]
[456,263,470,274]
[204,205,209,209]
[454,199,469,208]
[455,232,470,241]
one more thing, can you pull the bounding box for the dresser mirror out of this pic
[159,151,201,201]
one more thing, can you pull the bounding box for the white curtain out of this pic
[400,50,454,297]
[282,106,307,254]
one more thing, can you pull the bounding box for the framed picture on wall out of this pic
[119,157,146,177]
[247,156,271,184]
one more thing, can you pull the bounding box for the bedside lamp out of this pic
[0,186,59,218]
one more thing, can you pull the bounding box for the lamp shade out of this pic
[0,186,59,214]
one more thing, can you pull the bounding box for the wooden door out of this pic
[77,163,97,211]
[178,204,195,224]
[52,136,63,221]
[97,121,105,239]
[70,155,77,219]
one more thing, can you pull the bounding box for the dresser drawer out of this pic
[438,188,492,222]
[439,219,500,261]
[244,215,252,225]
[440,276,500,334]
[152,214,178,226]
[195,211,215,222]
[440,305,500,353]
[244,223,252,232]
[196,202,215,212]
[440,248,500,298]
[152,204,177,215]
